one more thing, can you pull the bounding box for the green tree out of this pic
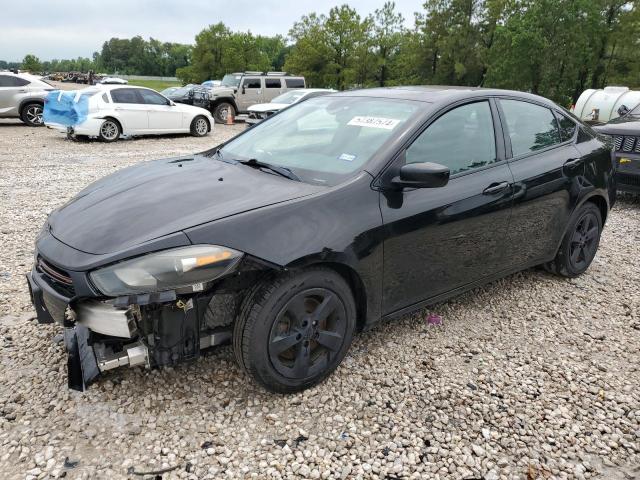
[371,2,405,86]
[21,54,42,73]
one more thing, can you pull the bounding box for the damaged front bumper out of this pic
[27,246,268,391]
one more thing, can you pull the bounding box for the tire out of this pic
[545,202,602,277]
[213,102,235,124]
[190,115,209,137]
[98,118,121,142]
[21,102,44,126]
[234,268,356,393]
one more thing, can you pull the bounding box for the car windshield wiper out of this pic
[236,158,301,181]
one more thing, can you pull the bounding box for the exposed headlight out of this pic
[89,245,243,296]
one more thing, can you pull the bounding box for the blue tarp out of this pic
[43,90,90,127]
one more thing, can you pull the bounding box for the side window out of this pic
[406,101,497,175]
[243,78,261,89]
[500,99,561,156]
[265,78,281,89]
[110,88,141,104]
[138,89,169,105]
[285,78,305,88]
[0,75,29,87]
[102,93,110,103]
[556,112,577,142]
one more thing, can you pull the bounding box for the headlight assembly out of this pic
[89,245,243,296]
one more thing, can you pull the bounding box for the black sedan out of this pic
[27,87,615,393]
[592,103,640,193]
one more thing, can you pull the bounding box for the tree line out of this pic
[9,0,639,105]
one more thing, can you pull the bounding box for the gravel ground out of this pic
[0,119,639,480]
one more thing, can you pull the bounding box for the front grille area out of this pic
[37,256,75,296]
[618,172,640,187]
[613,135,640,153]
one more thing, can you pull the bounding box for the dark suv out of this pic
[593,104,640,193]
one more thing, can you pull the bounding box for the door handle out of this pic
[483,181,510,195]
[564,158,582,168]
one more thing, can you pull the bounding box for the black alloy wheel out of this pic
[234,268,356,393]
[568,210,600,271]
[268,288,348,379]
[546,202,602,277]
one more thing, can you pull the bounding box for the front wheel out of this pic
[213,102,235,124]
[546,202,602,277]
[21,103,44,126]
[234,268,356,393]
[190,115,209,137]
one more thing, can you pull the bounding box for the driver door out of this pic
[379,99,514,314]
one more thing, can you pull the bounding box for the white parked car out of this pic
[44,85,214,142]
[99,77,128,85]
[245,88,336,124]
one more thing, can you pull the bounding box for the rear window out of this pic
[285,78,305,88]
[500,99,561,156]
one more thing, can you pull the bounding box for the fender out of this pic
[18,96,44,114]
[184,172,385,330]
[211,97,238,113]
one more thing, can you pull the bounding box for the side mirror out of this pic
[391,162,450,189]
[617,104,629,117]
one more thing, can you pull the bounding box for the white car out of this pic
[44,85,214,142]
[99,77,128,85]
[245,88,336,124]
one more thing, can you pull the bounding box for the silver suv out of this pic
[0,72,54,126]
[208,72,305,123]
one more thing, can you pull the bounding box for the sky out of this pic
[0,0,425,61]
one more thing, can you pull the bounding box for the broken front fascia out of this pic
[55,257,277,391]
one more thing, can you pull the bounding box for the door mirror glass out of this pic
[392,162,450,189]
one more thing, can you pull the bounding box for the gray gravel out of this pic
[0,118,639,479]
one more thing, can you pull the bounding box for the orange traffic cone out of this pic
[226,110,234,125]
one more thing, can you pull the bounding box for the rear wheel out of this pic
[234,268,356,393]
[21,103,44,126]
[213,102,235,124]
[98,119,120,142]
[190,115,209,137]
[546,202,602,277]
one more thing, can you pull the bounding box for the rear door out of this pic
[237,77,263,111]
[0,75,29,115]
[379,99,514,313]
[497,98,584,267]
[109,88,149,132]
[264,77,284,102]
[138,88,184,132]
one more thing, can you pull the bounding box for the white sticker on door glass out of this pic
[347,116,401,130]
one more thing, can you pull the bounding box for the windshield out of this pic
[167,85,195,97]
[630,103,640,115]
[221,74,242,88]
[271,90,308,105]
[218,96,420,186]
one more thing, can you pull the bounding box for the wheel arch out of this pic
[212,97,238,113]
[581,193,609,225]
[100,116,123,135]
[288,260,369,333]
[18,98,44,115]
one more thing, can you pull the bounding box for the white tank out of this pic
[572,86,640,123]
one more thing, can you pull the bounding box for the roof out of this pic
[332,86,557,108]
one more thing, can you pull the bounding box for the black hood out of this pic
[593,114,640,136]
[48,155,322,255]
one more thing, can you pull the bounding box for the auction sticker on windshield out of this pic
[347,116,401,130]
